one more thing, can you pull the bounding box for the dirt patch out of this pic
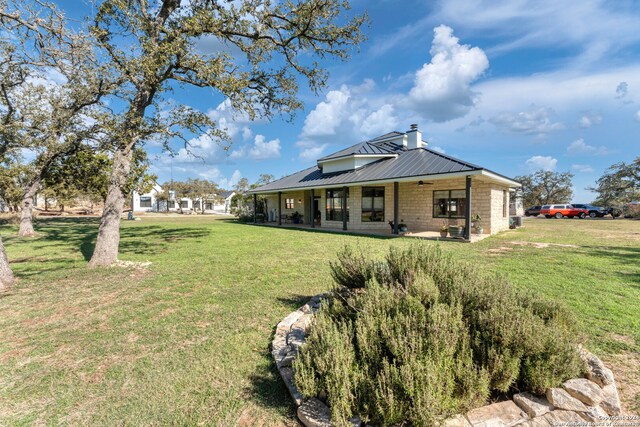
[115,260,152,269]
[508,241,580,249]
[602,349,640,415]
[488,247,513,254]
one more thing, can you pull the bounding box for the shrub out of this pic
[294,244,584,426]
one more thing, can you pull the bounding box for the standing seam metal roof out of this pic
[250,145,495,193]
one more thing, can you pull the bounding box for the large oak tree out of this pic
[87,0,366,267]
[515,170,574,207]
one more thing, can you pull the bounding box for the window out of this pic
[168,200,175,208]
[285,198,295,209]
[180,200,189,208]
[433,190,466,219]
[326,188,349,221]
[140,197,152,208]
[362,187,385,222]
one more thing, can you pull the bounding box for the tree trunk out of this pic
[18,178,40,237]
[88,148,132,268]
[0,236,14,292]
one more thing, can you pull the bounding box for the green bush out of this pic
[294,244,585,426]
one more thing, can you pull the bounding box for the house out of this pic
[212,191,235,214]
[248,125,521,239]
[132,184,234,214]
[132,182,165,212]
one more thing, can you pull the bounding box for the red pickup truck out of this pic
[540,204,588,219]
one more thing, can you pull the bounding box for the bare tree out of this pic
[87,0,366,267]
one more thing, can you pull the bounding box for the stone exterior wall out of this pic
[261,178,513,234]
[273,296,624,427]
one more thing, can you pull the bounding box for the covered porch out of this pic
[251,221,493,243]
[250,172,515,240]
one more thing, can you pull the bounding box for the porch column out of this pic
[342,186,348,231]
[278,192,282,225]
[310,189,315,228]
[393,181,399,235]
[253,193,257,224]
[464,176,472,240]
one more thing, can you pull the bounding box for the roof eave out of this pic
[249,169,490,194]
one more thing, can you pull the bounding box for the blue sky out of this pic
[61,0,640,202]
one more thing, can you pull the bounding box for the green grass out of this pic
[0,215,638,424]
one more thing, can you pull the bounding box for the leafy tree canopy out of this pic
[589,157,640,206]
[515,170,574,207]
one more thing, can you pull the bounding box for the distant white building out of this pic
[132,182,165,212]
[132,184,234,214]
[213,191,235,214]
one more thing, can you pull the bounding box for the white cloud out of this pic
[489,106,564,136]
[300,86,352,138]
[566,138,609,155]
[430,146,446,154]
[635,110,640,122]
[572,164,594,173]
[168,133,227,164]
[198,167,242,190]
[526,155,557,172]
[295,80,406,161]
[432,0,640,66]
[360,104,399,136]
[299,144,329,162]
[230,134,281,160]
[409,25,489,122]
[206,98,255,141]
[578,111,603,128]
[474,65,640,114]
[219,170,242,190]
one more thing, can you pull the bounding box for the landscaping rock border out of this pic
[272,296,623,427]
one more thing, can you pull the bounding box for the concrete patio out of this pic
[253,222,493,243]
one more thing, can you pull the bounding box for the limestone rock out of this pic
[443,414,472,427]
[542,410,585,424]
[578,347,615,387]
[276,310,304,335]
[514,416,552,427]
[271,334,287,353]
[287,328,306,350]
[297,398,331,427]
[513,392,554,418]
[279,366,303,406]
[600,383,622,416]
[545,388,588,412]
[579,405,608,423]
[279,348,297,368]
[292,314,313,334]
[466,401,528,427]
[562,378,603,406]
[272,343,291,368]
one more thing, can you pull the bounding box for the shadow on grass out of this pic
[234,221,397,240]
[584,245,640,286]
[246,355,297,418]
[275,294,316,310]
[13,217,211,261]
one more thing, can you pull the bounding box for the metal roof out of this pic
[249,145,522,193]
[317,141,399,161]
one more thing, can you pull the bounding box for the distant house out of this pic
[212,191,235,214]
[249,125,521,238]
[132,185,234,214]
[132,182,165,212]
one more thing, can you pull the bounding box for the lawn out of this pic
[0,215,638,425]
